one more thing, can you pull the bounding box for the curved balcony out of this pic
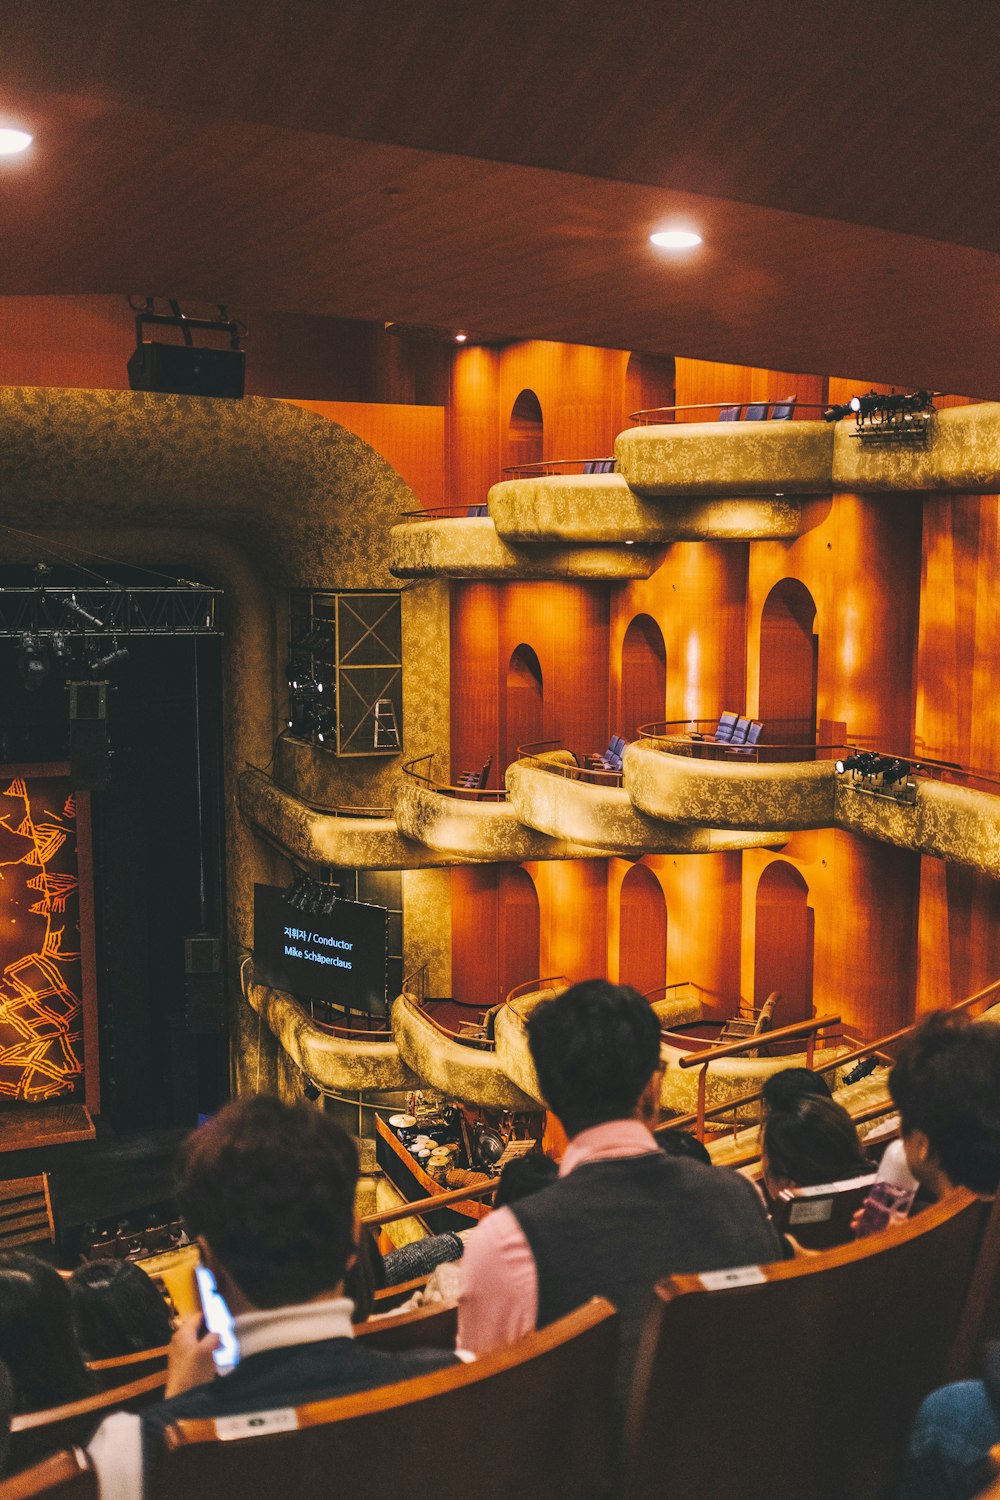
[388,511,665,581]
[487,472,801,544]
[832,402,1000,492]
[391,991,540,1110]
[835,764,1000,879]
[658,1015,851,1119]
[242,968,417,1093]
[238,767,455,871]
[394,755,600,862]
[616,420,834,498]
[624,733,836,832]
[507,746,784,853]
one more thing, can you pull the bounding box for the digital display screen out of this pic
[252,883,388,1016]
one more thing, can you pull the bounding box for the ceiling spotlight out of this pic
[0,129,32,156]
[650,229,702,250]
[454,332,468,343]
[17,633,50,691]
[63,593,105,630]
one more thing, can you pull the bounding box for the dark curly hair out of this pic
[69,1259,174,1360]
[176,1095,359,1309]
[527,979,661,1137]
[889,1011,1000,1196]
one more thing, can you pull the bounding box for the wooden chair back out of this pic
[9,1372,167,1474]
[0,1450,96,1500]
[353,1300,458,1353]
[0,1176,54,1250]
[150,1299,618,1500]
[620,1191,990,1500]
[371,1273,429,1311]
[770,1172,878,1251]
[85,1345,171,1390]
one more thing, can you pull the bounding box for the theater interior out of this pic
[1,3,1000,1495]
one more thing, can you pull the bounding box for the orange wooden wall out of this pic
[286,399,445,509]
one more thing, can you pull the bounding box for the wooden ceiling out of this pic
[1,0,998,394]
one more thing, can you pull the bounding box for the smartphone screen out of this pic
[194,1263,240,1373]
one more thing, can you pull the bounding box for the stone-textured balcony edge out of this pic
[506,752,784,853]
[488,473,802,543]
[624,743,837,832]
[394,777,603,861]
[244,973,417,1092]
[836,777,1000,878]
[388,515,666,579]
[391,992,539,1110]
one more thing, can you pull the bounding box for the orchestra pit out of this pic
[1,4,1000,1498]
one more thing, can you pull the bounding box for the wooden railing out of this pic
[504,975,568,1005]
[671,1014,844,1141]
[398,504,487,520]
[402,752,508,803]
[627,400,826,424]
[658,974,1000,1151]
[361,1176,498,1228]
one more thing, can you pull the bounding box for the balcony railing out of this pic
[402,753,508,802]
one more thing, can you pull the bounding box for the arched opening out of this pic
[505,643,543,769]
[620,613,666,737]
[618,864,667,995]
[625,352,676,421]
[758,578,818,745]
[506,389,543,471]
[754,862,814,1026]
[498,866,541,1005]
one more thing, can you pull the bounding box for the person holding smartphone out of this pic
[88,1096,458,1500]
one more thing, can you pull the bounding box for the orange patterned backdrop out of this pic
[0,773,84,1102]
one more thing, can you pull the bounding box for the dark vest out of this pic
[139,1337,456,1491]
[512,1152,782,1403]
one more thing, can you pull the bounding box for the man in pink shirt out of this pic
[458,980,782,1396]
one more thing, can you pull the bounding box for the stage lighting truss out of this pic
[822,389,937,446]
[834,750,917,804]
[0,586,222,637]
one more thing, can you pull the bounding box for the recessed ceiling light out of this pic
[454,332,468,343]
[0,129,32,155]
[650,229,701,250]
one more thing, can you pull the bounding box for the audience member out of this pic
[0,1252,92,1412]
[761,1095,872,1198]
[344,1225,385,1323]
[760,1066,833,1115]
[458,979,782,1401]
[493,1152,559,1207]
[891,1012,1000,1500]
[658,1129,713,1167]
[88,1095,457,1500]
[69,1260,174,1362]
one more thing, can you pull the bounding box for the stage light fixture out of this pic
[17,632,50,690]
[63,593,105,630]
[49,630,73,665]
[89,644,129,672]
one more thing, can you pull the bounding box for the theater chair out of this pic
[9,1372,167,1474]
[0,1449,96,1500]
[619,1191,993,1500]
[149,1299,617,1500]
[743,401,768,421]
[769,1173,879,1251]
[354,1299,458,1352]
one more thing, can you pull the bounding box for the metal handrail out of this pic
[644,980,696,1004]
[398,504,488,521]
[402,752,508,803]
[401,991,496,1052]
[658,974,1000,1143]
[500,457,615,477]
[513,741,624,785]
[671,1014,843,1141]
[504,975,569,1005]
[627,399,824,424]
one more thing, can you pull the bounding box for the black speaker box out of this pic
[184,935,226,1034]
[127,341,245,399]
[69,681,110,789]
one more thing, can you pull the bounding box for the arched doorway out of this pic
[498,867,540,1004]
[618,864,667,996]
[506,389,543,472]
[505,643,543,769]
[758,579,818,745]
[754,862,814,1026]
[624,352,676,421]
[620,614,666,738]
